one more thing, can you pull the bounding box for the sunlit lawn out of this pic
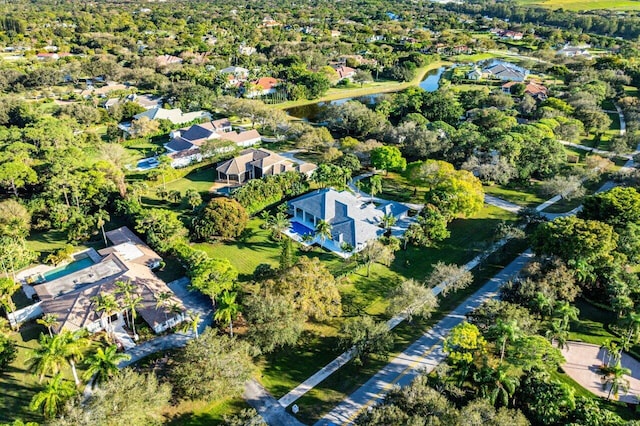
[0,321,87,424]
[193,200,518,407]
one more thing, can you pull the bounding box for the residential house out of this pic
[502,81,548,100]
[238,45,257,56]
[467,67,483,81]
[330,30,342,38]
[156,54,183,67]
[216,148,316,184]
[103,94,162,111]
[245,77,280,98]
[118,107,211,137]
[332,65,357,81]
[165,119,261,167]
[262,16,281,27]
[482,62,528,82]
[558,44,592,58]
[34,227,185,340]
[220,66,250,86]
[287,188,409,256]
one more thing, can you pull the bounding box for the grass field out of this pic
[516,0,640,10]
[193,203,518,408]
[274,61,450,110]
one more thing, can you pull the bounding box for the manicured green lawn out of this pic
[483,183,545,208]
[292,237,530,424]
[164,397,250,425]
[193,202,518,410]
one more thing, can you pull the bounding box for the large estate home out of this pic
[165,119,262,167]
[287,188,409,256]
[29,227,185,341]
[216,148,316,184]
[482,62,529,82]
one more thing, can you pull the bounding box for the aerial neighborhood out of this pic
[1,0,640,425]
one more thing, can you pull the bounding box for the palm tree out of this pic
[114,280,134,326]
[554,301,580,330]
[83,344,130,386]
[95,209,110,247]
[545,319,569,350]
[29,373,77,418]
[59,330,91,385]
[28,334,67,382]
[91,292,120,337]
[602,361,631,400]
[491,319,521,364]
[370,175,382,203]
[491,368,519,407]
[124,293,143,337]
[600,339,622,367]
[621,311,640,350]
[315,220,332,248]
[214,291,240,337]
[180,310,202,338]
[37,313,58,338]
[268,212,290,241]
[155,291,173,323]
[0,277,20,316]
[381,213,397,232]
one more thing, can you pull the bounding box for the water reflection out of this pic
[286,66,446,121]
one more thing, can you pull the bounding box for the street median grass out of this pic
[273,61,450,111]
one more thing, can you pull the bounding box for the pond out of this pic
[285,66,447,121]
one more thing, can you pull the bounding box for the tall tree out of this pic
[83,345,130,386]
[169,329,255,401]
[214,291,240,337]
[339,315,393,366]
[29,373,77,419]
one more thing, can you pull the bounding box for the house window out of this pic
[109,313,119,323]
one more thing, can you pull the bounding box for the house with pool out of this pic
[285,188,411,257]
[12,227,185,347]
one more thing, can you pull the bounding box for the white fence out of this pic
[8,302,43,327]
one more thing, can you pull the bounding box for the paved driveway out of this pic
[120,277,213,367]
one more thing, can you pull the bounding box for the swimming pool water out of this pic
[291,221,315,236]
[43,257,95,282]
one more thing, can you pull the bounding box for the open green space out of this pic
[193,203,518,405]
[516,0,640,10]
[292,237,530,424]
[274,61,450,110]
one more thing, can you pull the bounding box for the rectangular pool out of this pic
[43,257,95,282]
[291,221,315,236]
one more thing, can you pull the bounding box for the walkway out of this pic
[316,250,534,425]
[561,341,640,404]
[558,140,631,160]
[277,234,515,410]
[245,380,306,426]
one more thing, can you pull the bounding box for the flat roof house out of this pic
[35,227,185,341]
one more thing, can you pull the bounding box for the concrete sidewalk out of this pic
[316,250,534,425]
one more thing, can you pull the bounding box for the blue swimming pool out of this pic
[291,221,315,236]
[43,257,95,282]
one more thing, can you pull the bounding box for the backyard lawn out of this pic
[0,321,83,424]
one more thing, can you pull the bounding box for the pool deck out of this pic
[17,248,101,299]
